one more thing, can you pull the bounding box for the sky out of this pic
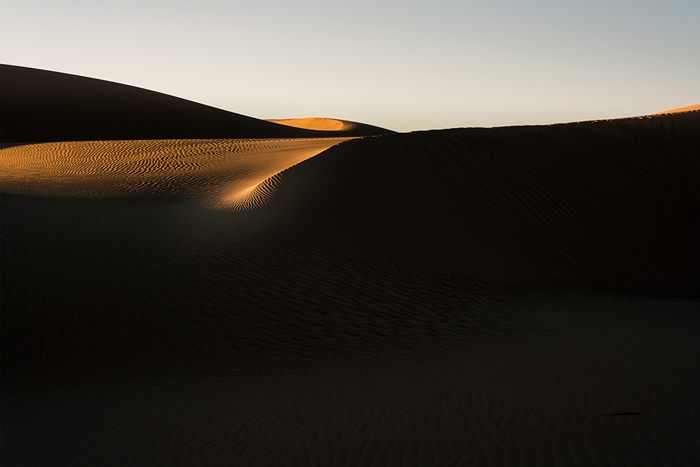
[2,0,699,132]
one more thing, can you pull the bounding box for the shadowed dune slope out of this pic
[0,65,392,143]
[258,111,700,295]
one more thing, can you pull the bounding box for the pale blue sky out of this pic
[2,1,699,131]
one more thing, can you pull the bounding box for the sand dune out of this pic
[265,117,389,137]
[0,65,392,144]
[267,117,355,131]
[254,111,699,295]
[650,103,700,115]
[2,82,699,465]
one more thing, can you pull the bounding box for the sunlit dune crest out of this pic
[219,176,283,211]
[0,138,351,209]
[266,117,358,132]
[650,103,700,115]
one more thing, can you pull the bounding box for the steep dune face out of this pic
[259,112,699,295]
[0,65,391,143]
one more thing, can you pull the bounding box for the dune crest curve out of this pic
[266,116,394,137]
[650,103,700,115]
[266,118,357,132]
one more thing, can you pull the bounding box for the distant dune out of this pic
[0,65,392,144]
[650,103,700,115]
[266,117,388,136]
[1,70,699,466]
[267,117,355,131]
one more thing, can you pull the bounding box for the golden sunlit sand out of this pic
[2,66,699,466]
[650,103,700,115]
[267,117,359,132]
[0,138,351,209]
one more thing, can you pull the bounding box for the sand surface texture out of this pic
[2,88,699,465]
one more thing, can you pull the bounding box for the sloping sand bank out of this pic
[259,111,699,295]
[0,138,351,209]
[2,111,699,465]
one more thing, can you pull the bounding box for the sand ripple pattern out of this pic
[0,138,350,208]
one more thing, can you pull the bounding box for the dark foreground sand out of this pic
[1,70,699,464]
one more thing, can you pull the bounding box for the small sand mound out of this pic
[267,118,357,132]
[266,117,394,137]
